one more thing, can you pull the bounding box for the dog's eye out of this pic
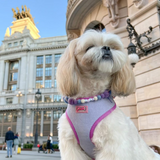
[86,46,94,52]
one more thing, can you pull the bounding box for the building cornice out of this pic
[26,102,67,110]
[0,102,67,111]
[30,44,68,51]
[0,48,31,56]
[3,34,34,42]
[0,44,68,56]
[0,104,23,111]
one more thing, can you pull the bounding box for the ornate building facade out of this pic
[66,0,160,146]
[0,9,68,144]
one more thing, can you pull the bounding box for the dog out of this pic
[56,30,159,160]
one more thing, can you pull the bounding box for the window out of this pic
[45,80,51,88]
[93,23,105,31]
[46,55,52,64]
[53,124,58,136]
[54,54,61,63]
[36,68,43,77]
[44,111,51,121]
[10,62,18,70]
[54,79,57,87]
[37,56,43,65]
[9,84,17,91]
[20,41,23,45]
[8,43,12,47]
[36,80,43,88]
[43,124,50,136]
[53,111,62,119]
[4,113,12,123]
[45,67,52,76]
[13,112,17,122]
[0,113,3,123]
[9,61,18,91]
[44,95,52,102]
[102,28,106,32]
[85,22,106,32]
[10,73,18,81]
[14,42,18,46]
[54,95,61,102]
[6,98,13,104]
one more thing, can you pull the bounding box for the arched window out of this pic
[85,21,106,32]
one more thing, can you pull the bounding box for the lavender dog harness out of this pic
[66,95,116,159]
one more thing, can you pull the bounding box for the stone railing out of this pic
[0,104,23,110]
[29,88,58,94]
[0,89,25,96]
[30,41,68,48]
[26,102,67,110]
[67,0,82,18]
[4,90,15,94]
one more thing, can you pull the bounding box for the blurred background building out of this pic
[0,7,68,144]
[66,0,160,146]
[1,0,160,147]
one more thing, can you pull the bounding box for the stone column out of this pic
[3,61,9,90]
[28,55,34,89]
[61,109,63,115]
[40,111,44,136]
[50,110,53,136]
[31,111,34,137]
[52,54,55,87]
[52,95,54,102]
[20,56,27,90]
[17,59,21,89]
[42,95,44,102]
[0,60,5,92]
[25,110,32,137]
[33,56,36,89]
[16,111,22,135]
[43,55,45,88]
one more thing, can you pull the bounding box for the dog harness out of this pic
[66,95,116,159]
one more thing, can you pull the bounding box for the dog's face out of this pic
[57,30,135,97]
[75,30,127,76]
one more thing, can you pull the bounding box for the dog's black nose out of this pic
[102,46,110,51]
[102,46,112,59]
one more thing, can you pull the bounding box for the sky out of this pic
[0,0,68,45]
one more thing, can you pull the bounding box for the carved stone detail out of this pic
[110,18,119,28]
[1,44,5,51]
[133,0,144,9]
[67,31,79,41]
[102,0,120,28]
[67,0,78,18]
[12,5,35,24]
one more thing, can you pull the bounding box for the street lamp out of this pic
[16,92,23,104]
[126,19,160,67]
[34,89,41,147]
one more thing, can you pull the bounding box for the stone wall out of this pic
[66,0,160,146]
[134,52,160,146]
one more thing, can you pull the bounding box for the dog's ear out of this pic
[56,38,80,97]
[111,59,135,96]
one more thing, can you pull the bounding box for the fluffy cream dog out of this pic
[56,30,159,160]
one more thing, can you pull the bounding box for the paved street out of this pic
[0,151,61,160]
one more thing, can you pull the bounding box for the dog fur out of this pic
[56,30,159,160]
